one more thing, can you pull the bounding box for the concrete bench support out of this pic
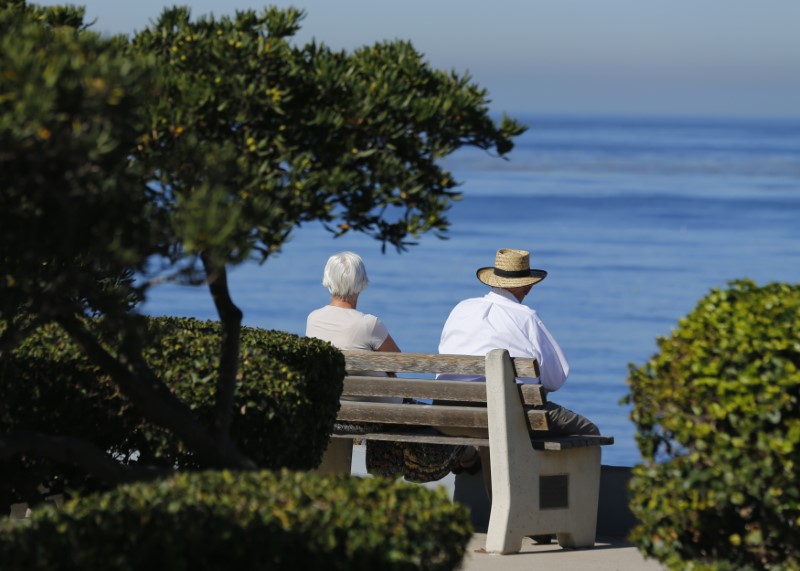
[485,349,602,552]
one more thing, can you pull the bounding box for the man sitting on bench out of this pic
[438,248,600,525]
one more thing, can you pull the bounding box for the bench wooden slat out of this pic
[342,351,539,378]
[337,401,549,431]
[342,377,546,406]
[332,431,491,447]
[331,432,614,451]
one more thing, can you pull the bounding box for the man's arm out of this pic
[530,318,569,391]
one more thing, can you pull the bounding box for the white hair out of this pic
[322,251,369,299]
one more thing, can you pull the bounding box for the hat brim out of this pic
[476,267,547,288]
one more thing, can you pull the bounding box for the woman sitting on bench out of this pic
[306,251,478,481]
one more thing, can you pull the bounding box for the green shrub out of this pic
[138,317,344,471]
[625,280,800,570]
[0,319,130,505]
[0,317,344,505]
[0,469,472,571]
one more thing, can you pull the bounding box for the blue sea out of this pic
[141,115,800,468]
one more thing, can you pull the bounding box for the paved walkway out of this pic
[458,534,666,571]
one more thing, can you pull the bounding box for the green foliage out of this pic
[130,6,525,266]
[0,318,126,504]
[0,0,87,27]
[0,1,161,323]
[141,318,345,471]
[0,317,344,505]
[2,1,523,501]
[0,469,472,571]
[625,280,800,570]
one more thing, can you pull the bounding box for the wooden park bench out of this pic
[317,348,614,554]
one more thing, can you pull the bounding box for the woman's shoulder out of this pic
[357,310,383,327]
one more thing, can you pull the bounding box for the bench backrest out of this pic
[337,351,549,432]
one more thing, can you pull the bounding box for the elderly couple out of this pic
[306,248,599,488]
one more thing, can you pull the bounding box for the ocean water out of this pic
[141,115,800,467]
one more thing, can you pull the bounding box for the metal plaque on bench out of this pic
[539,474,569,509]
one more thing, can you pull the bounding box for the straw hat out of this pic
[476,248,547,288]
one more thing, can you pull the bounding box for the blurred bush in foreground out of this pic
[626,279,800,570]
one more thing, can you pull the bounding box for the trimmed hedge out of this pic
[0,317,344,505]
[0,469,473,571]
[625,280,800,570]
[139,317,344,470]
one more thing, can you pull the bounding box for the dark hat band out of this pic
[493,268,533,278]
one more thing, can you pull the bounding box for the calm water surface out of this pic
[141,115,800,467]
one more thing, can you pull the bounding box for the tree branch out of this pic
[201,253,243,437]
[0,430,171,485]
[59,315,255,470]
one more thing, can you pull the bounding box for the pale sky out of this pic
[36,0,800,118]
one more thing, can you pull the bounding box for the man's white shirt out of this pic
[438,287,569,391]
